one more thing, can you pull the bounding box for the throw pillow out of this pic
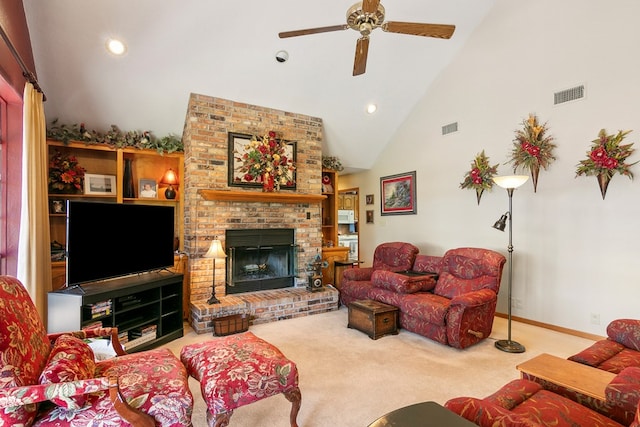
[39,334,96,409]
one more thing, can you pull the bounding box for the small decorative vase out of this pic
[123,158,135,198]
[475,188,483,205]
[262,172,275,192]
[597,173,611,200]
[530,164,540,193]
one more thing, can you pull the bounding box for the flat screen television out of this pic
[66,201,175,286]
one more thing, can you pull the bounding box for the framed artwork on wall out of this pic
[84,174,116,196]
[227,132,297,189]
[366,210,374,224]
[365,194,374,205]
[380,171,417,216]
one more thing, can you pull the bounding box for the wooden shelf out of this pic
[198,189,326,204]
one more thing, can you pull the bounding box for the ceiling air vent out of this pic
[442,122,458,135]
[554,85,585,105]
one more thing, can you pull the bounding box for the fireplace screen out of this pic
[226,229,297,294]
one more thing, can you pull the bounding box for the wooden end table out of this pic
[367,401,476,427]
[516,353,615,401]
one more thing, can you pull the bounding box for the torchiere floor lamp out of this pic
[205,237,226,305]
[492,175,529,353]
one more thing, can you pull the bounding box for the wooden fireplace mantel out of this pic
[198,189,326,204]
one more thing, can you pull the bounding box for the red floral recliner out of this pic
[0,275,193,426]
[445,377,640,427]
[340,246,505,349]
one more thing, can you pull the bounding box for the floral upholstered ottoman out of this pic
[180,331,301,427]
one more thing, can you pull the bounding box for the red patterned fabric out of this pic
[0,276,53,426]
[371,242,419,271]
[39,335,96,409]
[180,332,299,418]
[0,276,193,427]
[608,320,640,352]
[446,379,626,427]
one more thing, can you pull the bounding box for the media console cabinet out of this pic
[48,271,184,352]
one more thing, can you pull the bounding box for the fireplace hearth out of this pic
[226,229,297,294]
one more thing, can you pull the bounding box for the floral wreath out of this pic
[508,114,556,172]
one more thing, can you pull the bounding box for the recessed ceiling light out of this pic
[106,38,127,56]
[366,104,377,114]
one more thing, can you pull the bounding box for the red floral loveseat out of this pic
[445,377,640,427]
[340,244,506,349]
[518,319,640,425]
[0,275,193,426]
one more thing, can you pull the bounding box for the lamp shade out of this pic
[204,239,227,259]
[160,168,179,199]
[492,175,529,189]
[161,168,179,185]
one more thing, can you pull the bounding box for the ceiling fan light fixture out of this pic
[366,103,377,114]
[106,38,127,56]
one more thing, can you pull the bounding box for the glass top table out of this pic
[367,401,476,427]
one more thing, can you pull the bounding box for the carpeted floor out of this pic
[161,307,597,427]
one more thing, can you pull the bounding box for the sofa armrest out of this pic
[607,319,640,351]
[0,377,110,408]
[606,366,640,415]
[449,288,496,307]
[343,266,373,281]
[445,396,541,427]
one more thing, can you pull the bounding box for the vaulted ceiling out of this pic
[23,0,495,173]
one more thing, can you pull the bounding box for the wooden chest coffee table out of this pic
[348,299,399,340]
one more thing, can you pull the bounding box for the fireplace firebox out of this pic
[225,229,297,294]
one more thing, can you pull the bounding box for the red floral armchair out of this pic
[0,275,193,426]
[445,378,640,427]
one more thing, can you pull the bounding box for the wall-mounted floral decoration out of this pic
[576,129,637,199]
[507,114,556,192]
[322,156,344,172]
[460,150,498,205]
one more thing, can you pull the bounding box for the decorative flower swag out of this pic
[460,150,498,205]
[46,119,183,154]
[576,129,637,199]
[507,113,557,192]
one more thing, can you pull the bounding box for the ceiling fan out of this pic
[278,0,455,76]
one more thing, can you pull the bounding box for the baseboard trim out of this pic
[495,313,605,341]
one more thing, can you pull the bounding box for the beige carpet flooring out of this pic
[161,307,598,427]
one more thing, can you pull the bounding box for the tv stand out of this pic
[48,270,184,352]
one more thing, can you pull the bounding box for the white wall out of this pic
[341,0,640,336]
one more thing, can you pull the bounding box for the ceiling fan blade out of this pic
[362,0,381,14]
[353,37,370,76]
[382,22,456,39]
[279,24,348,38]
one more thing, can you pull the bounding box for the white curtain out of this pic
[18,82,51,319]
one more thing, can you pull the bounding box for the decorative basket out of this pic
[212,313,249,336]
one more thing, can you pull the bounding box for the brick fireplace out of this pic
[182,94,338,333]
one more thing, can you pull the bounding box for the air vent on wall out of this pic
[554,85,585,105]
[442,122,458,135]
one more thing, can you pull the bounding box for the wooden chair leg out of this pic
[284,387,302,427]
[208,409,232,427]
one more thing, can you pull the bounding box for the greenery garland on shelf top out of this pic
[46,119,183,154]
